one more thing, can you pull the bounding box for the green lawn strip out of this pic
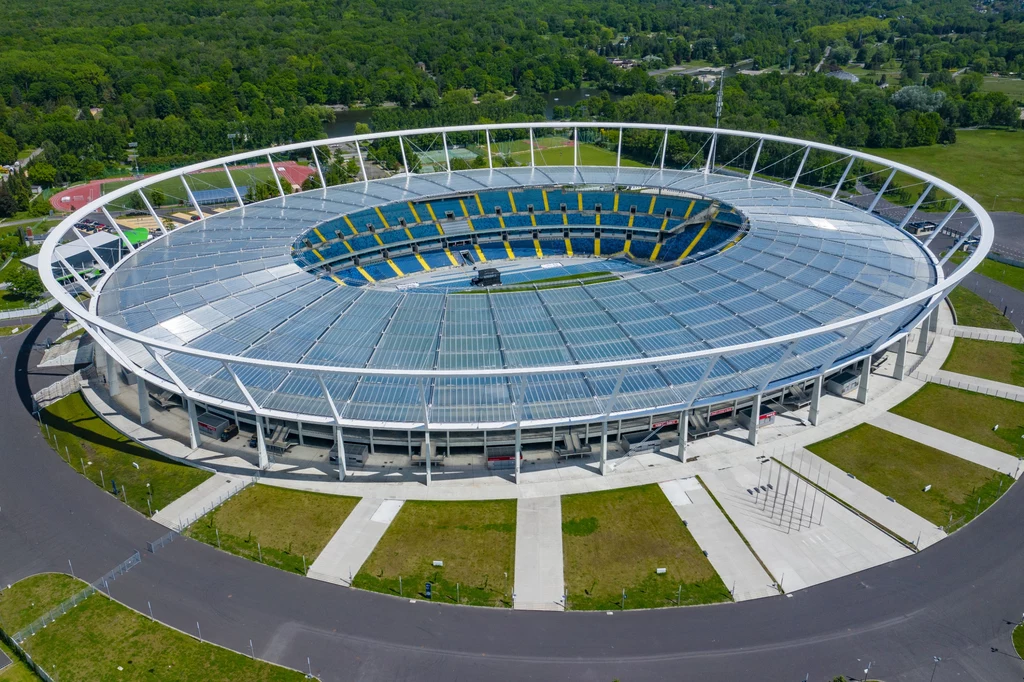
[891,383,1024,455]
[864,130,1024,211]
[0,290,41,312]
[39,393,211,517]
[807,423,1012,527]
[6,576,303,682]
[561,485,730,610]
[186,485,358,575]
[0,325,29,337]
[0,574,83,634]
[354,500,516,607]
[0,637,39,682]
[1014,622,1024,659]
[948,286,1016,330]
[943,338,1024,386]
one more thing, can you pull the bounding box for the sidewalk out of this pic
[660,478,777,601]
[513,497,565,611]
[152,473,251,530]
[918,369,1024,404]
[306,498,404,587]
[869,412,1021,478]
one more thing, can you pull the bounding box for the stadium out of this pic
[37,123,992,483]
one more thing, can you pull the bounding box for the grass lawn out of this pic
[354,500,516,607]
[510,142,647,168]
[0,290,42,312]
[0,638,37,682]
[807,423,1011,527]
[892,384,1024,455]
[0,574,83,633]
[943,338,1024,386]
[948,286,1016,330]
[561,485,730,610]
[980,76,1024,97]
[955,254,1024,295]
[186,485,358,575]
[101,167,276,206]
[0,325,29,337]
[40,393,211,517]
[3,575,303,682]
[1014,622,1024,659]
[865,130,1024,212]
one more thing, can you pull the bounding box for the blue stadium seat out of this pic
[348,234,379,252]
[602,238,625,255]
[515,189,546,212]
[390,255,424,275]
[570,238,594,256]
[426,198,467,220]
[580,192,617,211]
[410,224,439,240]
[362,262,397,281]
[319,242,350,260]
[601,214,630,227]
[629,239,656,259]
[478,191,514,215]
[379,204,417,228]
[474,216,501,231]
[333,266,367,285]
[568,213,595,226]
[379,230,408,245]
[348,209,385,232]
[631,215,663,229]
[504,215,532,228]
[539,239,566,256]
[535,214,563,227]
[509,240,535,259]
[423,251,452,270]
[479,243,508,262]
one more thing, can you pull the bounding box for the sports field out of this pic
[866,130,1024,211]
[101,167,277,206]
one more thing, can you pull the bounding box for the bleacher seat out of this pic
[477,191,513,215]
[509,240,536,259]
[602,238,626,255]
[391,255,424,275]
[570,238,593,256]
[379,230,407,245]
[423,251,452,270]
[539,239,566,256]
[516,189,546,212]
[348,234,379,252]
[580,191,617,211]
[410,224,438,240]
[629,239,656,259]
[479,243,507,262]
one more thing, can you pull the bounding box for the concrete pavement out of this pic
[151,473,250,531]
[922,368,1024,403]
[660,478,778,601]
[512,496,565,611]
[307,498,403,587]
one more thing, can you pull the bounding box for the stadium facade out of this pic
[38,123,992,482]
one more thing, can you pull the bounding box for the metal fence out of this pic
[943,327,1023,343]
[147,529,178,554]
[0,628,55,682]
[914,372,1024,403]
[12,550,142,644]
[173,475,258,532]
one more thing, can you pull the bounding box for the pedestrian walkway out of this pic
[788,448,946,549]
[939,325,1023,344]
[307,498,404,587]
[699,460,911,593]
[660,478,777,601]
[870,412,1021,478]
[513,497,565,611]
[152,473,251,530]
[917,369,1024,403]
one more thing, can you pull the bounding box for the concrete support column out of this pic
[894,337,908,381]
[106,351,121,397]
[185,398,201,449]
[916,316,930,355]
[747,393,762,446]
[424,430,432,486]
[335,425,347,481]
[928,305,940,332]
[808,375,823,426]
[514,425,522,483]
[599,420,608,475]
[857,359,871,404]
[297,421,305,446]
[137,376,151,425]
[678,411,688,463]
[255,415,269,470]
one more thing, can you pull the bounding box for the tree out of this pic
[7,265,44,301]
[27,162,57,187]
[0,133,17,166]
[149,188,165,208]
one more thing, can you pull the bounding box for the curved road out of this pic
[2,313,1024,681]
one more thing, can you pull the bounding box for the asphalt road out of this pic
[2,315,1024,681]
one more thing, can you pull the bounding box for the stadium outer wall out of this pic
[37,123,992,482]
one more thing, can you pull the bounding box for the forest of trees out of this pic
[0,0,1021,201]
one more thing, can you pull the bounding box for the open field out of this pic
[186,485,358,575]
[0,573,82,633]
[40,393,211,517]
[979,76,1024,96]
[354,500,516,607]
[892,384,1024,455]
[807,423,1011,527]
[2,574,303,682]
[509,142,647,168]
[865,130,1024,211]
[948,286,1016,330]
[561,485,730,610]
[943,338,1024,386]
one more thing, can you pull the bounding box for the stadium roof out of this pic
[90,165,935,427]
